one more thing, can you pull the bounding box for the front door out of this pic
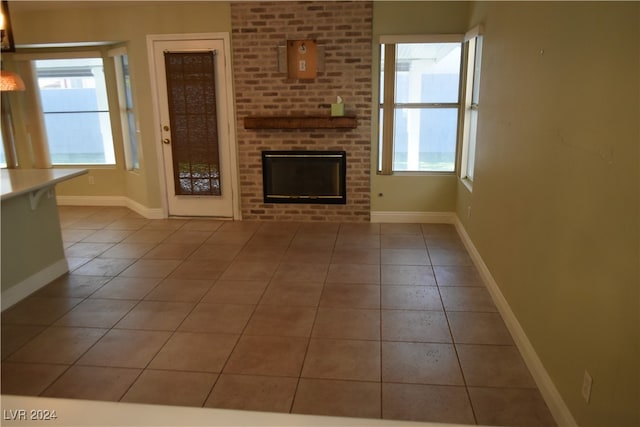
[150,36,236,217]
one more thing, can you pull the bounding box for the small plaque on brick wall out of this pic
[287,39,317,79]
[278,44,325,75]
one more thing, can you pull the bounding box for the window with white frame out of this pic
[110,47,140,170]
[379,35,463,174]
[460,27,483,184]
[34,55,115,165]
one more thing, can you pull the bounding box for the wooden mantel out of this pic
[244,115,357,130]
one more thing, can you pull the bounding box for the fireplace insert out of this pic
[262,150,346,204]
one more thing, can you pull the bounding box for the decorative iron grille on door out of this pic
[164,50,221,196]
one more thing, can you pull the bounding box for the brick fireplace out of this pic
[231,1,373,222]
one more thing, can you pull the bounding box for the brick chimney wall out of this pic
[231,1,373,222]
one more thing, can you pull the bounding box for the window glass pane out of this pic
[0,132,6,168]
[378,107,384,171]
[466,109,478,180]
[35,58,115,165]
[379,45,385,104]
[126,111,138,168]
[472,37,483,104]
[118,54,139,169]
[464,35,483,182]
[393,108,457,172]
[122,55,134,109]
[395,43,461,104]
[43,112,112,164]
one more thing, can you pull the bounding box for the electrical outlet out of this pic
[88,176,95,185]
[581,370,593,403]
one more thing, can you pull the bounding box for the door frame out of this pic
[146,32,241,219]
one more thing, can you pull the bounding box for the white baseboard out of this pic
[1,258,68,311]
[56,196,165,220]
[56,195,126,207]
[370,211,457,224]
[453,218,577,427]
[124,198,165,219]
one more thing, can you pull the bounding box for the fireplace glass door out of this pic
[262,151,346,204]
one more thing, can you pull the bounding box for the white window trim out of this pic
[13,51,103,61]
[378,34,464,175]
[107,46,127,58]
[464,25,483,42]
[20,51,117,167]
[379,34,463,44]
[460,25,484,188]
[109,46,140,171]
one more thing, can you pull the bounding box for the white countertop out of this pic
[0,168,88,200]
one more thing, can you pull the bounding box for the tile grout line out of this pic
[287,223,335,415]
[69,215,183,402]
[425,229,480,426]
[110,217,229,404]
[174,220,258,409]
[199,221,291,410]
[36,211,145,398]
[51,214,194,402]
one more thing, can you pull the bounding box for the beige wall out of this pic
[370,1,470,214]
[459,2,639,425]
[10,1,232,209]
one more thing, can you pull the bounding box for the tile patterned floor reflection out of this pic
[1,206,556,426]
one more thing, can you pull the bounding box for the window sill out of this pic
[52,165,117,170]
[377,171,457,177]
[460,177,473,192]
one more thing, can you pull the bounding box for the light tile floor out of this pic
[1,206,556,426]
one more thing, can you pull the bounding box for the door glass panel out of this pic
[164,51,221,196]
